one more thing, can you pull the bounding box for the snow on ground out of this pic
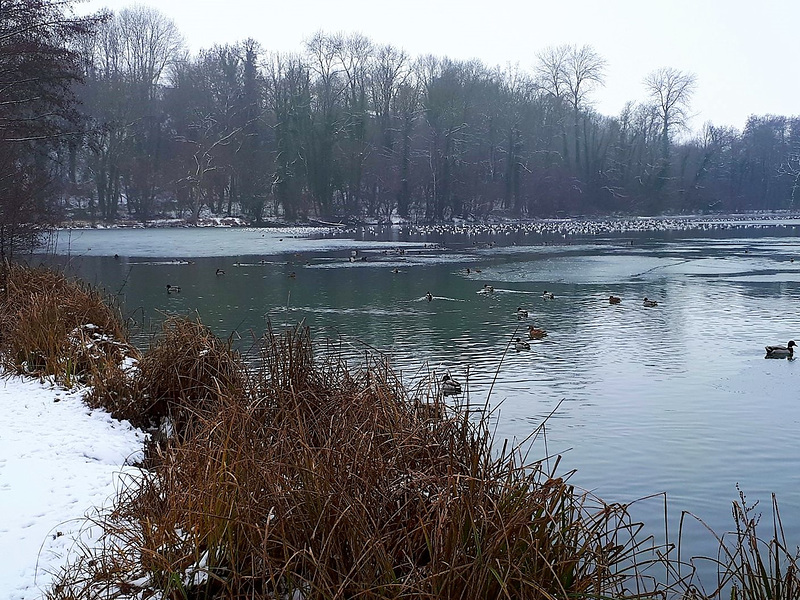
[0,375,145,600]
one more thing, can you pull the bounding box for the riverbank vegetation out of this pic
[3,262,799,599]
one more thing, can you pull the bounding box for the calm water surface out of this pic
[44,222,800,573]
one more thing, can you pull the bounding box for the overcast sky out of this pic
[78,0,799,133]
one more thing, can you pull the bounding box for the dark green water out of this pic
[42,221,800,579]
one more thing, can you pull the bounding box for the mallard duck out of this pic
[426,291,433,302]
[609,295,621,304]
[643,297,658,307]
[765,340,796,358]
[542,290,555,300]
[516,307,528,319]
[527,325,547,340]
[166,284,181,293]
[514,337,531,351]
[215,268,225,276]
[441,374,461,395]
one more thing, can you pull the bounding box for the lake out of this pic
[42,218,800,581]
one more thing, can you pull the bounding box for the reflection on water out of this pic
[43,224,800,575]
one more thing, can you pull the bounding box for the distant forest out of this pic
[4,1,800,243]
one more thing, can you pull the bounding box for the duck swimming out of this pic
[441,374,461,395]
[527,325,547,340]
[765,340,796,358]
[542,290,555,300]
[478,284,494,294]
[514,337,531,351]
[609,295,621,304]
[516,307,528,319]
[166,284,181,293]
[426,291,433,302]
[643,297,658,307]
[215,268,225,276]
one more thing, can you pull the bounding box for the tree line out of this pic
[3,1,800,253]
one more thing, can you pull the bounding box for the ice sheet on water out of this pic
[49,228,422,258]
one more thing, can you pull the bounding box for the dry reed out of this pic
[47,322,665,600]
[675,488,800,600]
[0,262,137,388]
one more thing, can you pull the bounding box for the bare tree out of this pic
[564,45,606,113]
[535,44,605,170]
[83,5,183,221]
[565,45,605,169]
[534,45,569,100]
[644,67,696,159]
[0,0,103,256]
[116,5,184,102]
[370,43,410,149]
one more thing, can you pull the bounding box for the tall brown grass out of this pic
[46,322,666,600]
[0,262,137,388]
[675,489,800,600]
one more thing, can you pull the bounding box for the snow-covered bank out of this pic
[0,375,145,600]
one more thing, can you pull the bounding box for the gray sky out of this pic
[78,0,799,133]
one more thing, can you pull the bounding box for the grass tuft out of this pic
[676,488,800,599]
[0,262,137,387]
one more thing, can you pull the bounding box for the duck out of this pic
[215,268,225,276]
[288,272,296,278]
[542,290,555,300]
[426,291,433,302]
[441,374,461,395]
[516,307,528,319]
[642,297,658,307]
[166,284,181,294]
[765,340,796,358]
[478,284,494,294]
[514,337,531,351]
[527,325,547,340]
[609,295,621,304]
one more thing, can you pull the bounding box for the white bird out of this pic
[441,374,462,395]
[478,284,494,294]
[765,340,796,358]
[542,290,555,300]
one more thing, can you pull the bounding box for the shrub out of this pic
[0,262,137,387]
[48,324,661,600]
[133,316,247,429]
